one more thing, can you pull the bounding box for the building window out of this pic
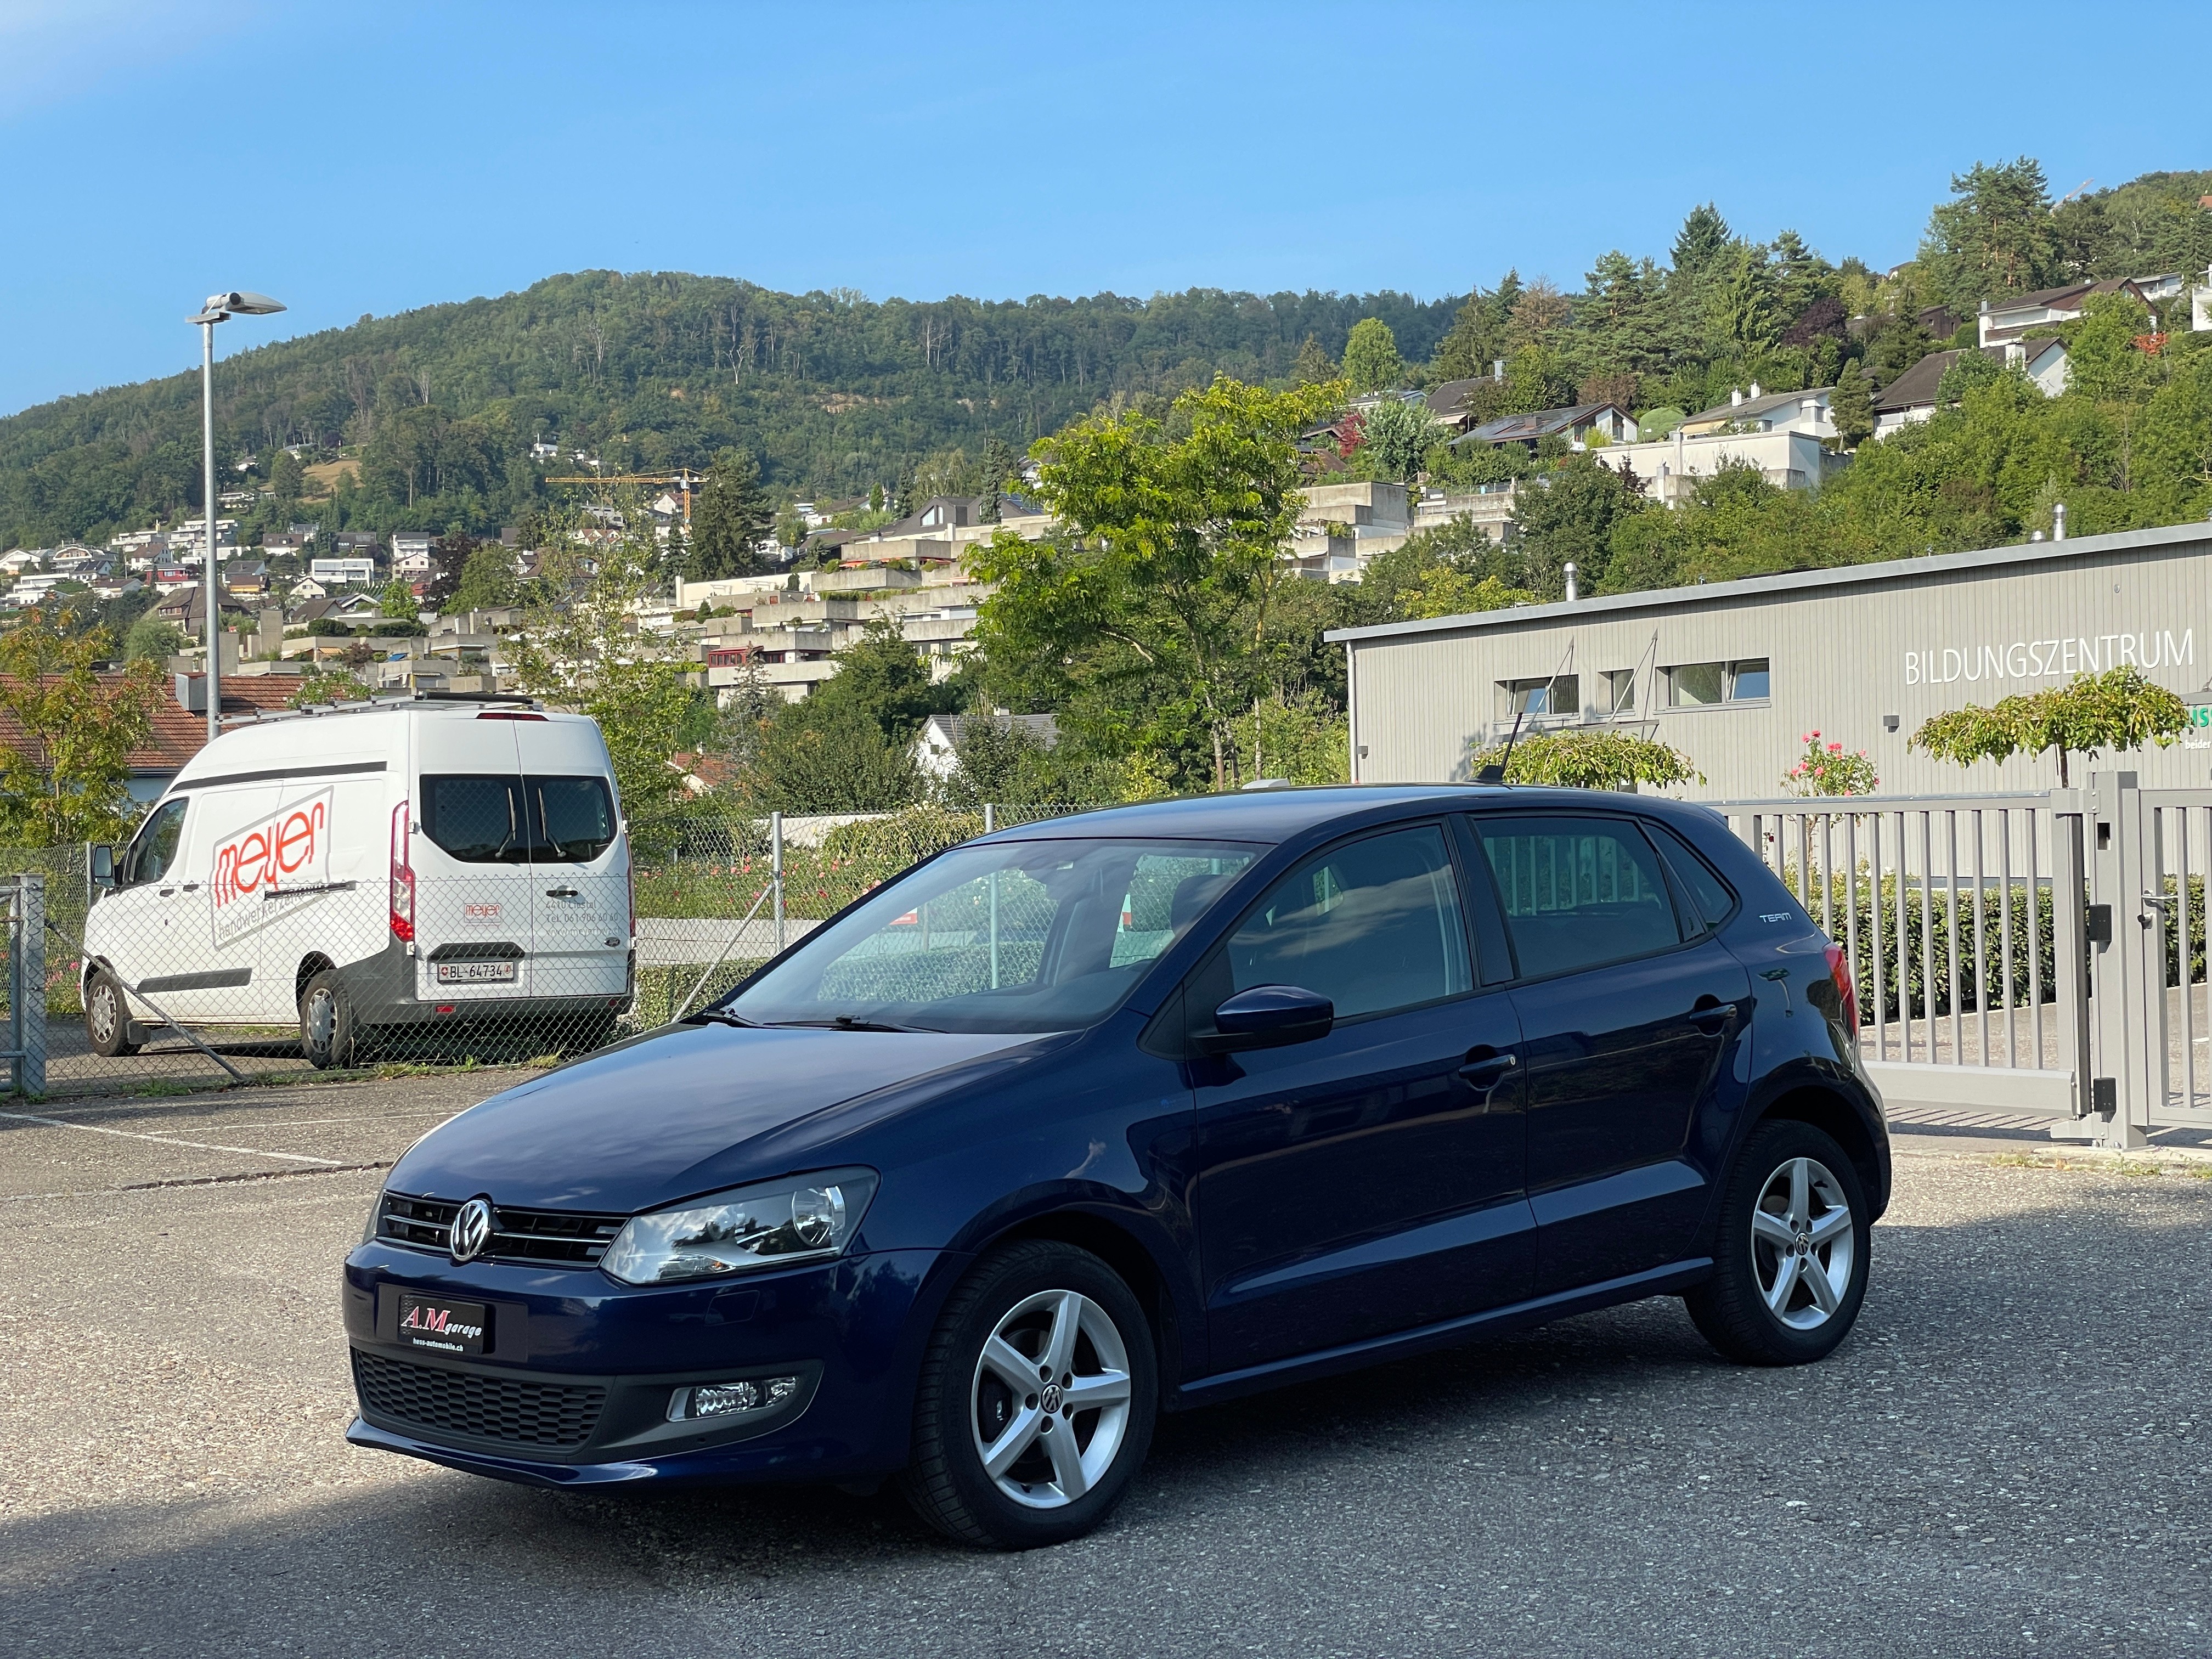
[1600,670,1637,716]
[1666,659,1770,707]
[1497,674,1579,720]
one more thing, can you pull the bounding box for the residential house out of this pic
[223,559,272,599]
[0,672,300,806]
[1452,402,1639,454]
[1872,337,2070,437]
[151,562,198,591]
[390,531,437,575]
[262,531,310,557]
[150,583,251,630]
[0,549,44,577]
[2191,265,2212,333]
[1425,370,1509,436]
[288,575,329,601]
[9,573,83,606]
[913,712,1059,781]
[1583,385,1843,506]
[529,439,560,462]
[49,544,108,577]
[1977,279,2146,346]
[290,593,384,628]
[1286,482,1413,581]
[309,556,379,586]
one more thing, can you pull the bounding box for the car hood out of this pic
[385,1022,1049,1213]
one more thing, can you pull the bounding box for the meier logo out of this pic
[210,788,334,947]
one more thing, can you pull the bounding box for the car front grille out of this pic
[378,1192,626,1265]
[352,1350,607,1449]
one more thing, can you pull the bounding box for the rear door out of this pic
[410,716,536,1006]
[514,717,630,1005]
[1468,811,1751,1295]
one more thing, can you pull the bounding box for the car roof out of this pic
[985,783,1703,845]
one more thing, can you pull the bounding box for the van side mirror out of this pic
[1194,984,1335,1054]
[88,844,116,891]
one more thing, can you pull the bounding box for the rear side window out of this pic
[1644,822,1737,932]
[531,776,617,862]
[421,776,526,864]
[1194,824,1472,1024]
[1474,815,1683,979]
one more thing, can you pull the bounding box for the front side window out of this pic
[1475,815,1683,978]
[1192,824,1473,1026]
[122,799,188,886]
[729,838,1260,1034]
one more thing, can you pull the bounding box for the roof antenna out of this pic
[1475,638,1575,785]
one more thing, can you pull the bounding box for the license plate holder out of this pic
[436,960,518,984]
[396,1292,489,1355]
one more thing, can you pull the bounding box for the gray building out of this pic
[1330,521,2212,798]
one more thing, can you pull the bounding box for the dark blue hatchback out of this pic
[343,785,1888,1547]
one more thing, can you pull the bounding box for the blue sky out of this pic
[1,0,2198,416]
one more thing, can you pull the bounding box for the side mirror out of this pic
[1196,984,1335,1054]
[88,844,116,891]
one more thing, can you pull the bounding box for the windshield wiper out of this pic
[681,1008,764,1029]
[767,1015,940,1034]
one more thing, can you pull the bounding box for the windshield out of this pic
[725,837,1262,1035]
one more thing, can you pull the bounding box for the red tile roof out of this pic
[0,673,304,776]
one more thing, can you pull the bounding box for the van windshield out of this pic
[724,837,1261,1035]
[420,774,618,865]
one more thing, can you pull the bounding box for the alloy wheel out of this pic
[969,1288,1132,1510]
[1750,1155,1855,1330]
[89,981,119,1043]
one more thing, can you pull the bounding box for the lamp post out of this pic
[186,291,286,744]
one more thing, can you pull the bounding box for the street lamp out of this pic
[187,290,285,744]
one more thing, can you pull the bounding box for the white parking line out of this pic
[0,1110,345,1166]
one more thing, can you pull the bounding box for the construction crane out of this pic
[544,467,709,524]
[2053,178,2095,212]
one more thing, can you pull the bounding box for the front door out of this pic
[1468,812,1750,1296]
[1191,821,1531,1374]
[92,797,190,1020]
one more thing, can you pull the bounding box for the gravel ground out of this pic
[3,1074,2211,1657]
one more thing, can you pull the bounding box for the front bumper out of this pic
[342,1242,955,1487]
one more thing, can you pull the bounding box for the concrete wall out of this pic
[1336,522,2212,798]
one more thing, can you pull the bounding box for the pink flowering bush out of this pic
[1782,730,1878,797]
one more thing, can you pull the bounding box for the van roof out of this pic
[171,696,599,788]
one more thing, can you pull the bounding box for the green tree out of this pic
[122,613,182,662]
[1507,454,1647,596]
[507,513,698,855]
[1830,360,1875,449]
[422,531,473,612]
[285,666,375,708]
[979,436,1016,522]
[1471,728,1702,789]
[378,577,417,619]
[1349,396,1435,484]
[452,541,520,612]
[774,500,808,554]
[1920,157,2059,307]
[805,614,958,742]
[1292,335,1337,386]
[972,374,1343,790]
[1910,665,2188,787]
[2065,291,2160,404]
[0,610,165,845]
[268,448,306,503]
[746,699,921,812]
[689,448,774,581]
[1342,318,1405,393]
[1671,203,1732,279]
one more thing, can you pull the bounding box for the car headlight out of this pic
[600,1169,878,1286]
[362,1187,386,1245]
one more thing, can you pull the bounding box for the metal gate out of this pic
[1711,774,2212,1150]
[1,873,46,1098]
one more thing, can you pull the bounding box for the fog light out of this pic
[668,1374,799,1421]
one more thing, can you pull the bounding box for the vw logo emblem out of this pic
[1039,1382,1064,1414]
[449,1198,494,1263]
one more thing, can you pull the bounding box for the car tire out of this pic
[85,966,140,1057]
[298,970,360,1070]
[900,1240,1157,1550]
[1685,1118,1871,1367]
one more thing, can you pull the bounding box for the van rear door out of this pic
[514,718,630,1005]
[410,717,538,1006]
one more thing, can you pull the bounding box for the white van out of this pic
[83,696,635,1068]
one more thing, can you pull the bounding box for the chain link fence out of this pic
[9,803,1109,1099]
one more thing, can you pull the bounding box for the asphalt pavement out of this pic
[3,1072,2211,1657]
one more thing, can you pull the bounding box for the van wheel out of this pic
[86,967,140,1057]
[900,1240,1156,1550]
[299,971,359,1069]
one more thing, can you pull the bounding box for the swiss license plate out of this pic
[436,961,517,984]
[397,1293,488,1355]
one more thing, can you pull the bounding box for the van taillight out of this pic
[390,800,415,943]
[1824,941,1858,1031]
[626,861,636,943]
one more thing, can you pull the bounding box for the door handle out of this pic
[544,887,580,899]
[1458,1051,1519,1091]
[180,882,201,893]
[1690,1000,1737,1035]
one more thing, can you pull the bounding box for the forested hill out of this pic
[0,274,1459,548]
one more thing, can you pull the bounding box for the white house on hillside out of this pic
[1872,337,2069,437]
[1589,383,1841,505]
